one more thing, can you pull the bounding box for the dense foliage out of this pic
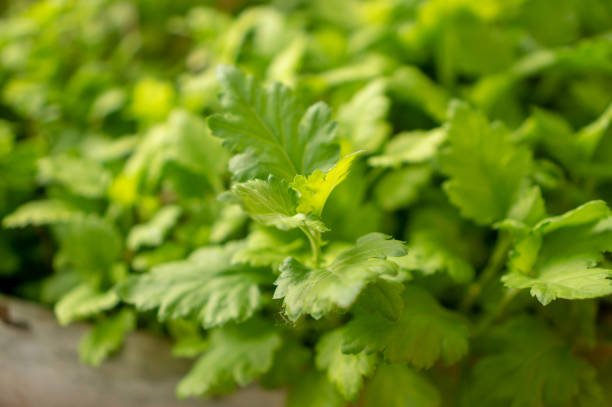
[2,0,612,405]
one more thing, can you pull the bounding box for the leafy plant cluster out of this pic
[2,0,612,406]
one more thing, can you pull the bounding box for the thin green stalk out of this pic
[460,232,512,312]
[301,226,322,267]
[472,288,518,337]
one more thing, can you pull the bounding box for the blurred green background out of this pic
[1,1,612,403]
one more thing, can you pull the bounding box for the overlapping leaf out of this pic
[439,101,532,225]
[120,243,272,328]
[315,329,376,401]
[342,286,469,368]
[209,65,339,181]
[464,316,603,407]
[79,309,135,366]
[502,200,612,305]
[274,233,407,321]
[177,319,281,398]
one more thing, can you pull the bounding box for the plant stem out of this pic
[460,232,512,312]
[301,227,321,267]
[472,288,518,337]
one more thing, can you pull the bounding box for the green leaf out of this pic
[38,154,111,198]
[225,176,328,232]
[394,206,479,283]
[4,199,122,273]
[363,364,441,407]
[315,329,376,401]
[337,80,391,152]
[127,205,182,250]
[535,200,610,234]
[520,104,612,174]
[266,35,307,86]
[291,152,360,216]
[274,233,407,321]
[232,226,304,267]
[342,286,469,368]
[55,284,119,326]
[209,65,339,181]
[176,320,281,398]
[356,279,406,322]
[373,165,431,211]
[130,77,175,123]
[389,66,450,122]
[209,204,248,243]
[577,102,612,159]
[3,199,84,228]
[54,219,122,273]
[119,109,228,195]
[286,371,345,407]
[120,243,271,328]
[464,316,603,407]
[439,101,532,225]
[504,263,612,306]
[369,128,446,168]
[79,309,135,366]
[505,185,547,227]
[503,201,612,305]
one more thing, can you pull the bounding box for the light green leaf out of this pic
[363,364,441,407]
[55,284,119,326]
[177,320,281,398]
[120,243,271,328]
[369,128,446,168]
[343,286,469,368]
[534,200,610,234]
[337,80,391,152]
[266,35,306,86]
[520,104,612,173]
[89,88,126,121]
[503,262,612,306]
[121,109,228,194]
[577,102,612,159]
[440,101,532,225]
[38,154,111,198]
[506,184,547,227]
[291,152,360,216]
[226,176,328,232]
[127,205,182,250]
[373,165,431,211]
[503,200,612,305]
[130,77,175,123]
[274,233,407,321]
[209,65,339,181]
[315,329,376,401]
[3,200,84,228]
[209,204,248,243]
[164,109,229,190]
[464,316,603,407]
[232,226,304,267]
[79,309,135,366]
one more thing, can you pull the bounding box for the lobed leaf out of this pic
[120,243,272,328]
[177,320,281,398]
[274,233,407,321]
[209,65,339,181]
